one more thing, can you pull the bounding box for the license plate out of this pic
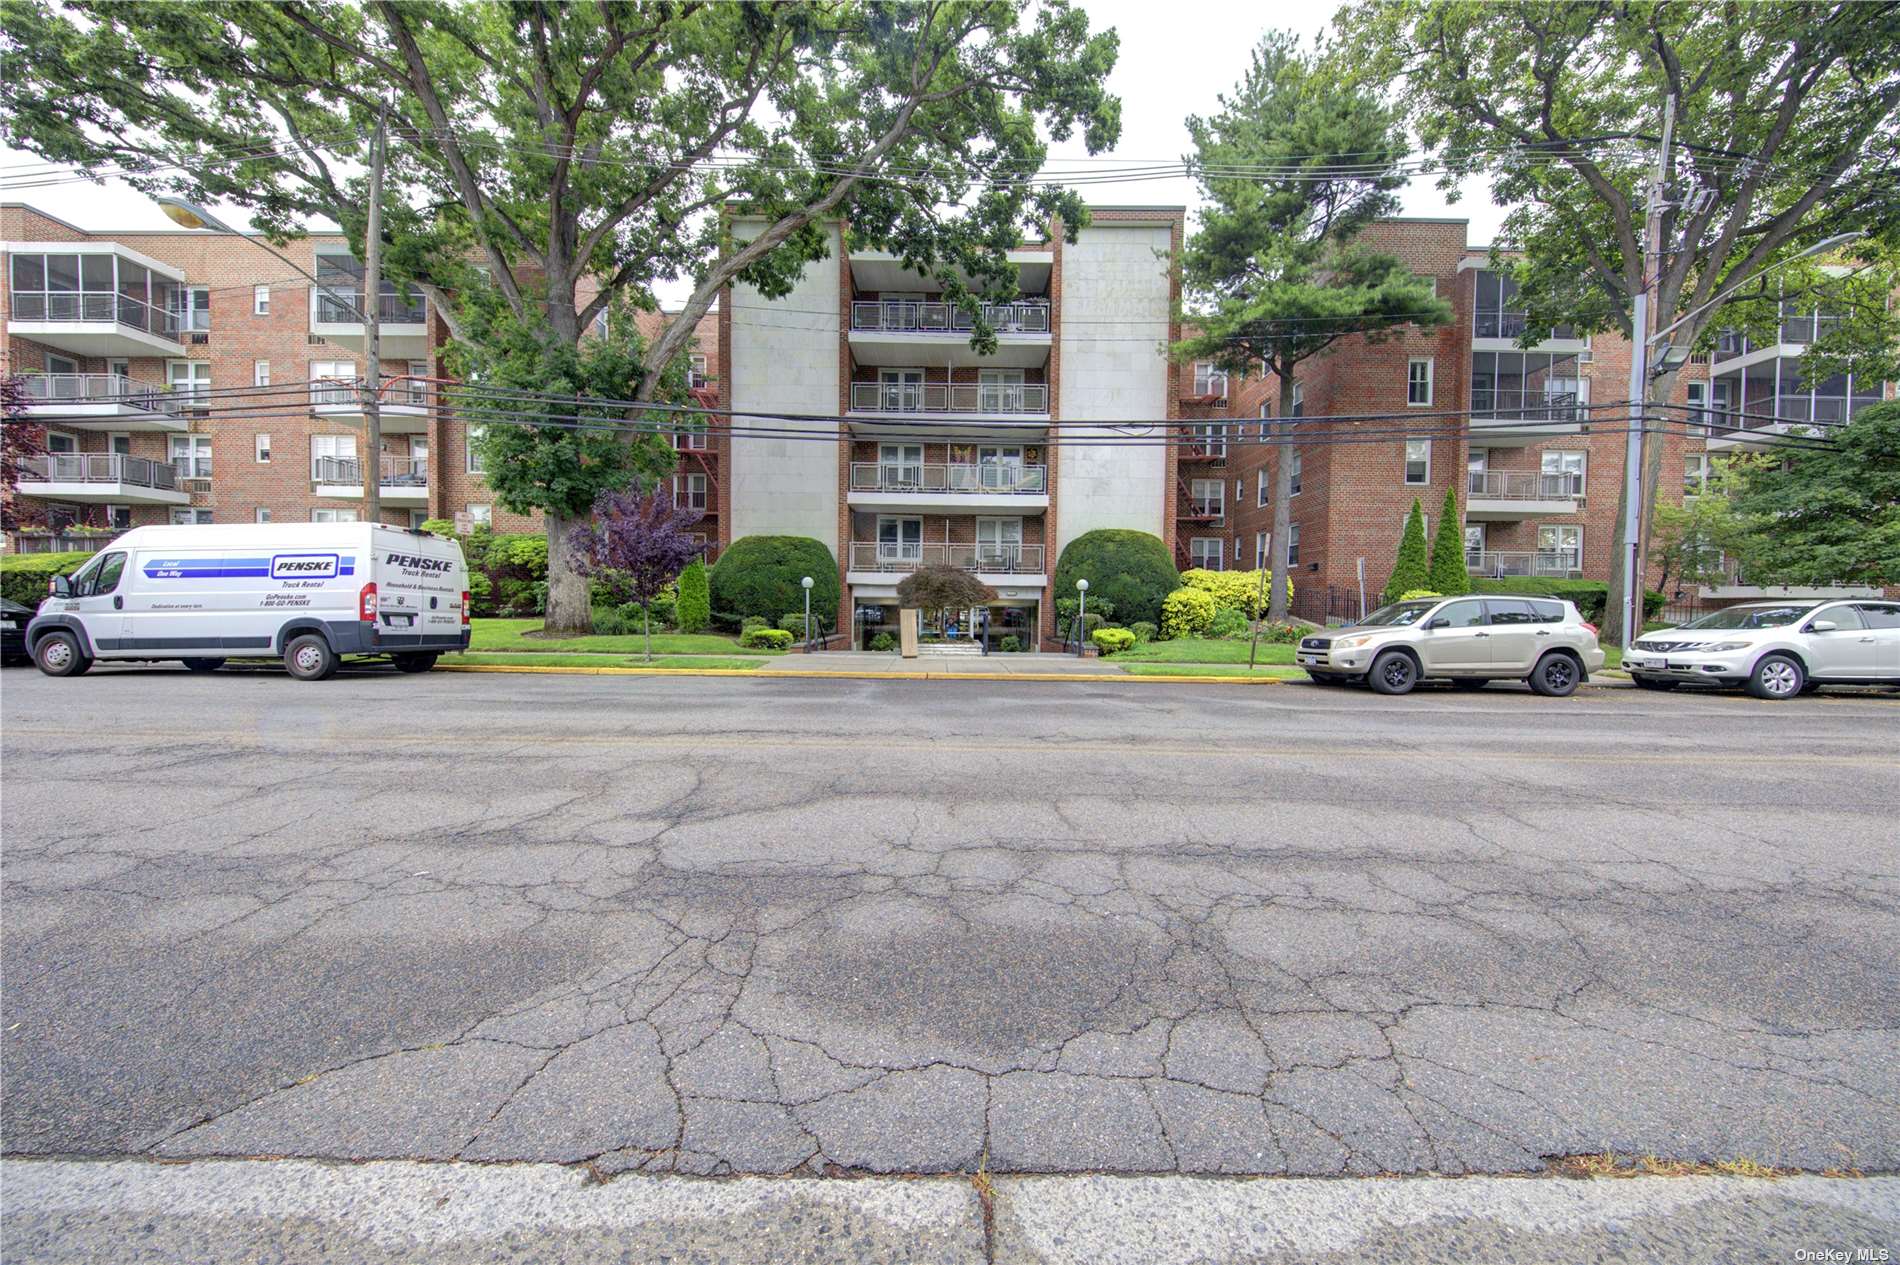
[387,613,415,627]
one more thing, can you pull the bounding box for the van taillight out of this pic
[461,591,471,626]
[359,582,378,621]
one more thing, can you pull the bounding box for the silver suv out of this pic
[1625,599,1900,699]
[1298,595,1605,696]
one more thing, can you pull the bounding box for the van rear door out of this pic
[372,534,466,640]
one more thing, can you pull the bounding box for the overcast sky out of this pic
[0,0,1502,303]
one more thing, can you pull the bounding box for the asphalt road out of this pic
[3,664,1898,1184]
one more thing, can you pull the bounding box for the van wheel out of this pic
[1368,650,1418,696]
[392,653,438,674]
[34,630,91,678]
[1528,652,1580,697]
[182,658,224,673]
[284,634,338,682]
[1632,675,1678,691]
[1747,654,1804,700]
[1451,678,1488,690]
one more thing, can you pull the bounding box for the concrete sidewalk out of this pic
[5,1159,1895,1264]
[762,650,1126,675]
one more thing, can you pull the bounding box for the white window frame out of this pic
[673,471,708,511]
[1684,453,1710,498]
[253,284,270,316]
[1189,477,1224,520]
[1257,471,1269,507]
[1286,523,1301,568]
[1288,450,1302,496]
[1290,383,1304,418]
[167,359,210,405]
[253,359,271,387]
[877,367,926,411]
[255,507,272,523]
[1538,524,1583,565]
[1463,524,1485,555]
[46,351,79,376]
[466,424,486,473]
[1540,449,1586,496]
[1404,438,1431,485]
[1407,357,1434,406]
[255,433,271,464]
[876,514,924,563]
[1254,531,1269,570]
[1189,536,1224,570]
[1192,362,1229,399]
[46,430,78,453]
[689,353,708,389]
[310,359,355,406]
[467,504,493,527]
[170,508,213,525]
[168,433,212,477]
[311,508,359,524]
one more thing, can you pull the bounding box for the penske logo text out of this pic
[385,552,455,573]
[271,553,340,579]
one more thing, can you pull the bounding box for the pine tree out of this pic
[1381,499,1431,603]
[1428,486,1470,595]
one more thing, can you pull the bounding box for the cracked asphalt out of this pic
[2,665,1897,1182]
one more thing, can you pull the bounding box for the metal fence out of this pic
[1287,584,1365,626]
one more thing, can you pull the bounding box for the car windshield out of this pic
[1354,600,1437,627]
[1676,603,1817,630]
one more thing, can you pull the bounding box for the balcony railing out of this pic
[1467,470,1580,501]
[850,300,1050,334]
[5,531,119,555]
[848,541,1045,574]
[20,373,182,416]
[1470,389,1583,423]
[849,462,1046,494]
[1474,312,1576,341]
[9,290,181,341]
[310,377,434,408]
[314,290,428,325]
[1465,549,1582,579]
[849,382,1048,414]
[19,453,180,491]
[312,455,430,486]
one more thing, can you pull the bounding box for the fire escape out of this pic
[675,379,722,562]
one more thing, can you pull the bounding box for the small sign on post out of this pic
[452,511,473,536]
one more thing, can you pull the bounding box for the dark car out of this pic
[1,596,34,666]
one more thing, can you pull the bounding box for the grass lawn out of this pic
[1111,638,1298,665]
[444,652,764,670]
[469,618,775,656]
[1119,662,1307,678]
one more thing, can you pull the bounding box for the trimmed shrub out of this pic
[779,612,811,639]
[1054,594,1114,641]
[1381,499,1431,604]
[420,518,458,539]
[1130,621,1157,644]
[590,605,637,636]
[740,626,794,649]
[1428,486,1470,595]
[675,559,711,633]
[0,551,94,610]
[1398,589,1443,602]
[1209,606,1250,639]
[999,635,1022,653]
[711,536,839,629]
[1161,587,1217,639]
[1092,627,1136,655]
[870,631,897,652]
[467,570,495,615]
[1053,529,1179,629]
[740,615,769,633]
[1179,568,1291,617]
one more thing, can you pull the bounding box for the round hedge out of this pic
[1052,529,1180,629]
[710,535,839,628]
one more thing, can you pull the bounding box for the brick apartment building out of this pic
[7,200,1886,642]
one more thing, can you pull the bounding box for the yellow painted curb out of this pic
[435,663,1293,684]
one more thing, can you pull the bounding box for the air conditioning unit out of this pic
[307,333,326,345]
[189,333,210,346]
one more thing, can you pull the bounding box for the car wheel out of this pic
[392,653,438,674]
[34,631,92,677]
[1631,675,1679,691]
[1450,678,1488,690]
[1367,650,1418,696]
[284,634,338,682]
[182,658,225,673]
[1528,652,1580,697]
[1747,653,1804,700]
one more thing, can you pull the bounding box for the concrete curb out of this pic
[436,663,1293,685]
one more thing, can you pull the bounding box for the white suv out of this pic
[1625,599,1900,699]
[1298,595,1606,696]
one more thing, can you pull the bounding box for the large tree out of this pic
[1,0,1121,631]
[1175,31,1453,622]
[1339,0,1900,639]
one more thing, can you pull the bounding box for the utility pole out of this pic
[362,104,388,524]
[1618,92,1674,649]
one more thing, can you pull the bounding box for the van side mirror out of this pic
[1424,616,1449,629]
[1807,619,1837,633]
[50,575,72,598]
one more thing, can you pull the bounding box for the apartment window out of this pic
[170,508,213,524]
[255,507,272,523]
[312,508,359,523]
[468,504,493,527]
[1685,381,1707,427]
[466,424,486,473]
[1192,363,1228,398]
[1257,472,1269,507]
[1290,383,1304,419]
[1538,524,1582,567]
[1286,523,1301,568]
[167,360,210,405]
[253,359,270,387]
[1189,478,1223,519]
[1404,438,1431,485]
[46,351,79,376]
[1464,524,1485,557]
[106,505,133,530]
[1254,531,1269,569]
[1258,401,1271,438]
[255,433,271,463]
[1407,357,1434,406]
[1234,537,1243,563]
[169,434,212,478]
[1470,351,1586,419]
[172,285,210,332]
[1288,450,1302,496]
[1540,450,1586,496]
[674,472,708,511]
[1684,453,1724,498]
[1189,537,1224,570]
[689,354,709,390]
[1234,478,1243,502]
[253,284,270,316]
[310,359,355,406]
[311,434,357,481]
[46,431,77,453]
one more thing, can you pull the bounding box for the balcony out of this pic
[1469,388,1584,442]
[17,373,190,431]
[1465,549,1583,579]
[308,266,430,358]
[846,541,1045,576]
[848,299,1051,368]
[8,289,184,357]
[309,378,434,434]
[848,382,1048,416]
[5,530,119,555]
[1465,470,1582,520]
[311,454,431,501]
[16,453,191,506]
[847,461,1048,513]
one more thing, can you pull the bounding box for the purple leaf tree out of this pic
[2,374,48,535]
[567,486,705,661]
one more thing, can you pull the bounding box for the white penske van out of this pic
[26,523,470,681]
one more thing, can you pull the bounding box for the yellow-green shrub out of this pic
[739,627,794,649]
[1398,589,1443,602]
[1179,568,1293,617]
[1091,627,1136,655]
[1161,587,1217,639]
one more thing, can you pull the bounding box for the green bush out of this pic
[0,551,94,610]
[1129,621,1157,644]
[590,605,637,636]
[1256,621,1304,644]
[779,612,812,639]
[711,536,839,629]
[1208,606,1251,639]
[999,635,1022,653]
[1469,578,1664,624]
[740,626,794,649]
[1092,627,1136,655]
[467,570,495,615]
[675,559,711,634]
[1161,586,1218,639]
[419,518,458,539]
[870,631,897,652]
[1399,589,1443,602]
[1179,567,1291,617]
[1428,486,1470,595]
[740,615,769,633]
[1054,594,1114,642]
[1053,529,1180,629]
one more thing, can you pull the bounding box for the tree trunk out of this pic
[543,510,593,636]
[1601,367,1682,643]
[1269,372,1295,624]
[643,601,652,663]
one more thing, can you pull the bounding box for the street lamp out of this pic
[801,575,814,651]
[1075,578,1088,657]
